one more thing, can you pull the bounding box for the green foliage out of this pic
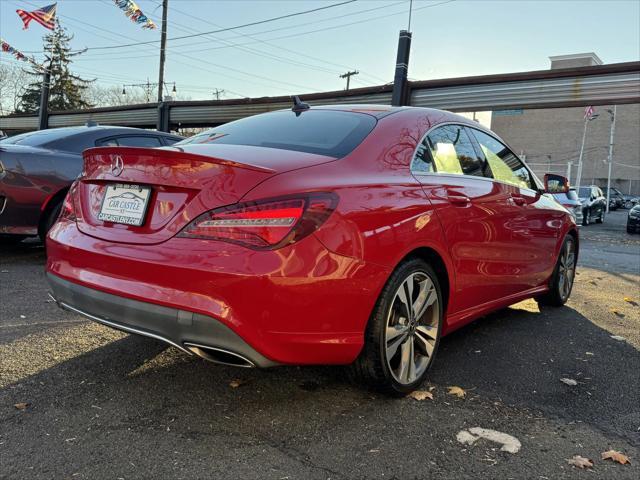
[18,24,94,113]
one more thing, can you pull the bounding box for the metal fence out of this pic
[1,61,639,132]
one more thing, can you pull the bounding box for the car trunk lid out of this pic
[75,145,333,244]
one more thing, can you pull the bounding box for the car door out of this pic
[469,127,560,294]
[411,123,524,316]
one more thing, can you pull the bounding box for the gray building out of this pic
[491,53,640,195]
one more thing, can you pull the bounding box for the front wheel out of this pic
[536,235,577,307]
[349,258,443,395]
[596,210,604,224]
[582,209,591,226]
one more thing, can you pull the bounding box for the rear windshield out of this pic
[0,128,84,148]
[566,189,579,201]
[175,110,377,158]
[578,187,591,197]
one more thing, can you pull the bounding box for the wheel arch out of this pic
[38,186,69,238]
[566,226,580,261]
[397,246,451,319]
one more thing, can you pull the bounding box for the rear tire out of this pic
[536,235,577,307]
[38,199,63,244]
[349,258,443,396]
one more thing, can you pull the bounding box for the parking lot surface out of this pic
[1,210,639,479]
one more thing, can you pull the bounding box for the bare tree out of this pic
[0,64,30,115]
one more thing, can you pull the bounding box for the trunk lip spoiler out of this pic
[83,146,277,174]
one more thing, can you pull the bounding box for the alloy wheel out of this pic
[384,271,440,385]
[557,239,576,301]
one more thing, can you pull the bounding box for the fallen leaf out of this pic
[623,297,638,307]
[229,379,246,388]
[14,402,30,410]
[610,309,625,318]
[567,455,594,469]
[560,378,578,386]
[456,427,521,453]
[601,450,631,465]
[408,390,433,401]
[447,386,466,398]
[611,335,626,341]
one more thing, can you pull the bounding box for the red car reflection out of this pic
[46,105,578,394]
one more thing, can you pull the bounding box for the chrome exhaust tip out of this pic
[184,343,255,368]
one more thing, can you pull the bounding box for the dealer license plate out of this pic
[98,184,151,226]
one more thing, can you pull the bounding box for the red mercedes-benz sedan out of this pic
[46,104,578,394]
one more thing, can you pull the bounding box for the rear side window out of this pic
[175,110,377,158]
[113,136,163,147]
[413,124,484,176]
[471,129,533,190]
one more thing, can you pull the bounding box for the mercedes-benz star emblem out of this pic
[110,155,124,177]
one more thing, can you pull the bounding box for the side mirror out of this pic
[544,173,570,194]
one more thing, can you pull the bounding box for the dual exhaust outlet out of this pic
[184,343,255,368]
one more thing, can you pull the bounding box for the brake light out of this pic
[59,181,78,221]
[179,193,338,249]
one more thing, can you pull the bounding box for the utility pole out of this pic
[157,0,169,102]
[212,88,225,100]
[605,106,616,213]
[575,113,598,190]
[339,70,359,90]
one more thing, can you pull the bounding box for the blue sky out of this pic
[1,0,639,100]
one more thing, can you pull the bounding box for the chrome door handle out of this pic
[447,194,470,206]
[511,195,526,206]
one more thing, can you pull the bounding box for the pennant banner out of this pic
[16,3,57,31]
[1,38,44,70]
[113,0,157,30]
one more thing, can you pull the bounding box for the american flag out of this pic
[583,105,595,120]
[16,3,57,30]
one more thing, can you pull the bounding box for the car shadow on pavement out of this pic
[2,300,638,446]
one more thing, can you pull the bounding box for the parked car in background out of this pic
[601,186,625,210]
[623,194,639,209]
[577,185,606,225]
[552,187,583,225]
[46,105,578,395]
[0,125,182,243]
[627,205,640,234]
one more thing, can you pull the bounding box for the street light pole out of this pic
[575,113,598,190]
[605,106,616,213]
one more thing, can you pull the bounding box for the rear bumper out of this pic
[46,219,390,365]
[47,272,277,367]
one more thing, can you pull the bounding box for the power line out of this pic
[15,0,318,94]
[83,0,358,51]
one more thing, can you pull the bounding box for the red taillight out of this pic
[179,193,338,249]
[59,181,78,221]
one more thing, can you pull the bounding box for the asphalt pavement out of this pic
[1,210,639,480]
